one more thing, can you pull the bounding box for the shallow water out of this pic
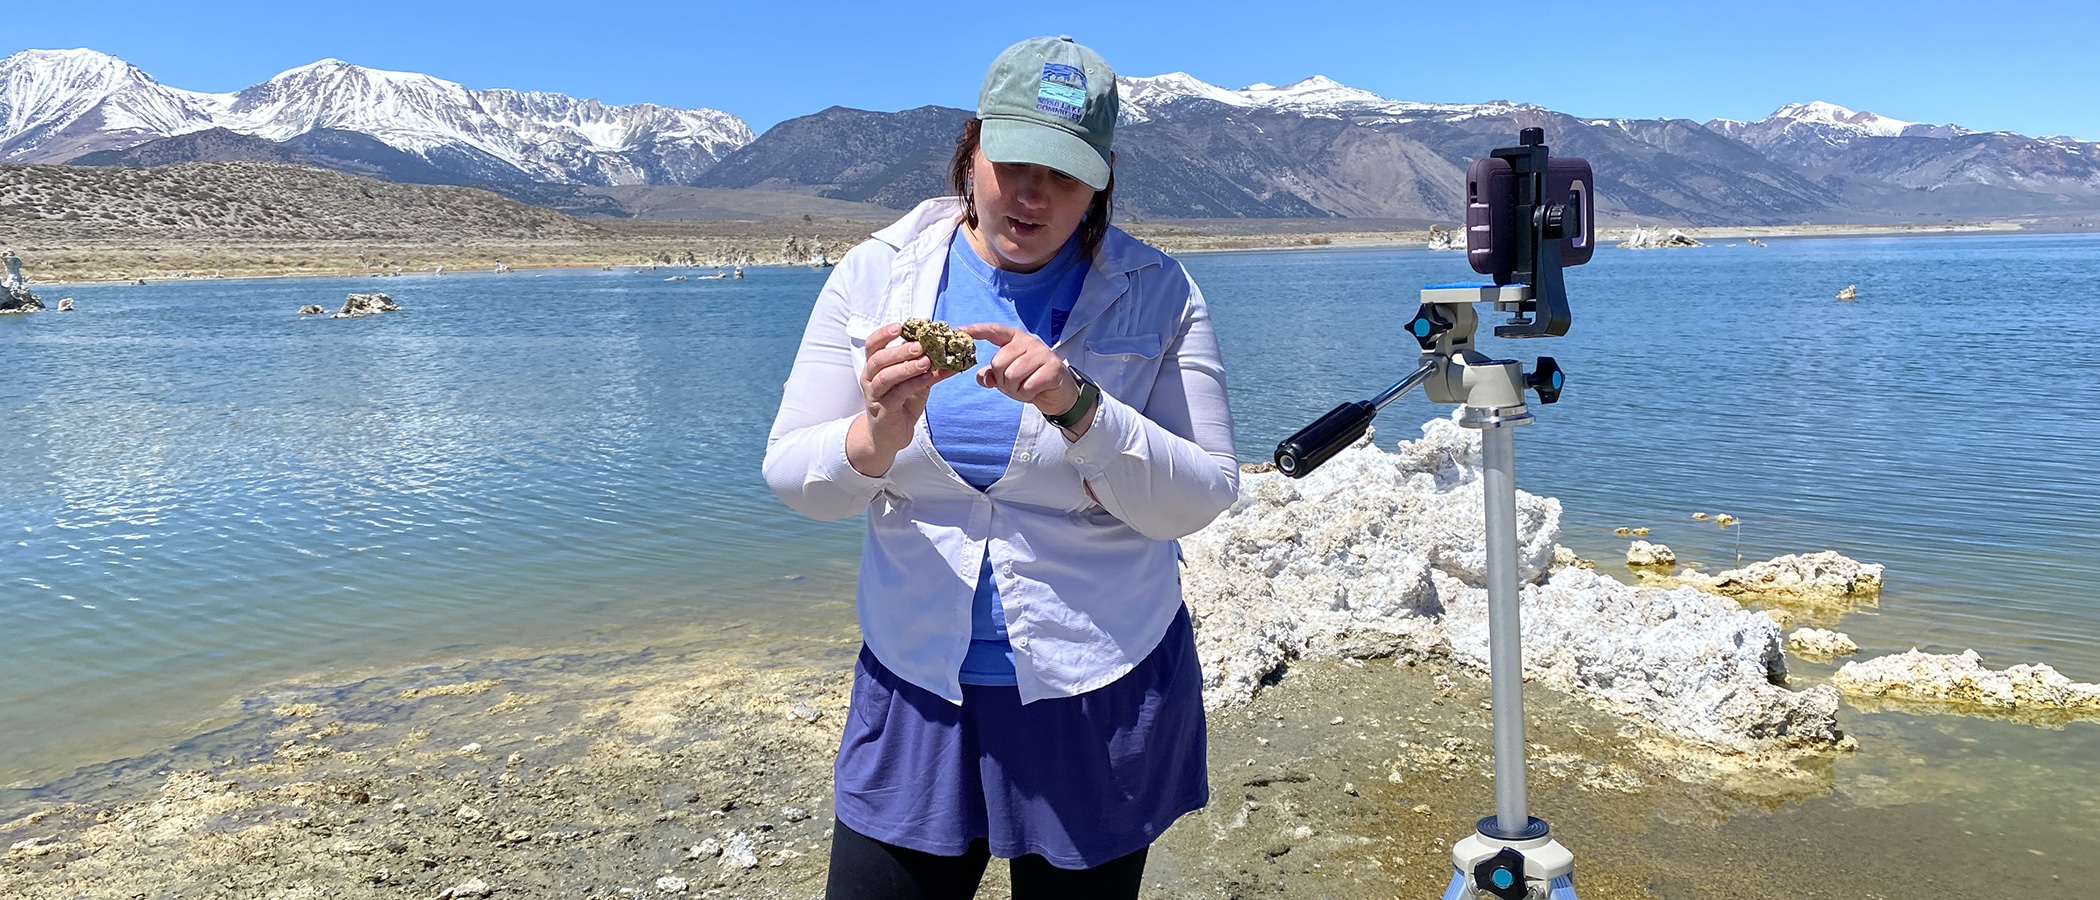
[4,235,2098,872]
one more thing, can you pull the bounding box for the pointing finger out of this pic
[959,322,1019,346]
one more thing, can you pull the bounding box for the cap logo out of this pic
[1035,63,1087,123]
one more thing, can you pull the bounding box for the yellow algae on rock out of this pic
[1626,540,1676,568]
[1674,551,1882,602]
[1833,649,2100,720]
[1786,628,1859,658]
[899,318,976,372]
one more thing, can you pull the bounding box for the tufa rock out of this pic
[436,878,493,900]
[1617,226,1702,249]
[1832,648,2100,717]
[299,304,326,315]
[1674,551,1883,602]
[720,832,760,869]
[1626,541,1676,568]
[56,298,74,312]
[333,293,401,319]
[1178,412,1842,755]
[900,318,976,372]
[1786,628,1859,658]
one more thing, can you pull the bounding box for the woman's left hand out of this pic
[960,323,1081,419]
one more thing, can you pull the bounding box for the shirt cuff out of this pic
[818,416,891,491]
[1061,389,1128,478]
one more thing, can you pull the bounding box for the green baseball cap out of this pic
[976,36,1118,191]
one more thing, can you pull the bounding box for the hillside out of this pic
[0,161,598,241]
[0,161,902,282]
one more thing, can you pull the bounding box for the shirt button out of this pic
[1001,563,1014,577]
[1017,452,1032,463]
[1072,456,1086,464]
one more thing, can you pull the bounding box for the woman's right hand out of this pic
[845,322,957,477]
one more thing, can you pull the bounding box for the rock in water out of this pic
[1178,413,1843,754]
[1626,540,1676,568]
[298,304,326,315]
[899,318,976,372]
[56,298,74,312]
[1833,648,2100,717]
[1675,551,1883,602]
[1786,627,1859,658]
[1,248,43,313]
[1617,226,1703,249]
[333,293,401,319]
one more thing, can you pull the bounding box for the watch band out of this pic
[1044,367,1099,430]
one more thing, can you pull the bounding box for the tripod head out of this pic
[1272,128,1590,478]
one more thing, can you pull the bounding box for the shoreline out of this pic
[7,219,2058,288]
[1,608,2075,900]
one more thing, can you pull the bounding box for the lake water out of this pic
[4,234,2098,863]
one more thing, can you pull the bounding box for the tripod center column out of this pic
[1478,421,1530,835]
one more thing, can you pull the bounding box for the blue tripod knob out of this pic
[1526,357,1564,404]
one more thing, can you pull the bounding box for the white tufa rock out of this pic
[1625,540,1676,568]
[1786,628,1859,658]
[655,875,690,894]
[1617,226,1702,249]
[1675,551,1883,601]
[719,832,759,870]
[1180,414,1842,754]
[1182,415,1553,707]
[436,878,493,900]
[1832,649,2100,715]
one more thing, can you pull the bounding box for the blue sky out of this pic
[11,0,2097,140]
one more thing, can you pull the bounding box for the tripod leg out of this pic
[1441,868,1470,900]
[1548,873,1577,900]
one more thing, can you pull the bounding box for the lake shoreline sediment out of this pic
[0,613,2018,900]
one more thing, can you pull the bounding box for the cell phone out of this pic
[1465,156,1595,280]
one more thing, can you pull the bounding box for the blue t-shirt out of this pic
[923,231,1086,685]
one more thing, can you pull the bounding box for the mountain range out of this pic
[2,49,750,185]
[5,47,2098,225]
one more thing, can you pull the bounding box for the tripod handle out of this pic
[1274,401,1376,478]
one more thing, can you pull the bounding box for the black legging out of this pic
[824,819,1148,900]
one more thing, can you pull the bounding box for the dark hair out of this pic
[948,117,1114,261]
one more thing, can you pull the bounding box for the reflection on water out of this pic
[1,268,866,784]
[3,236,2099,872]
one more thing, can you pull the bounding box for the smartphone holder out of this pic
[1272,128,1588,900]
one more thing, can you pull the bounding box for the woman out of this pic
[763,35,1238,900]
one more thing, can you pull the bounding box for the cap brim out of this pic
[979,117,1111,191]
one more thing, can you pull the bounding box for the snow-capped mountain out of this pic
[1,49,752,185]
[1116,73,1520,123]
[0,49,227,162]
[1705,100,2100,196]
[1705,100,1971,167]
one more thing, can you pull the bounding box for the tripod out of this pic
[1272,129,1588,900]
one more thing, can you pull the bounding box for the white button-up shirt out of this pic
[763,198,1239,704]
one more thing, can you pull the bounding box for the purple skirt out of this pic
[834,605,1209,869]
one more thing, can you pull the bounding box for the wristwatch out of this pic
[1043,366,1099,431]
